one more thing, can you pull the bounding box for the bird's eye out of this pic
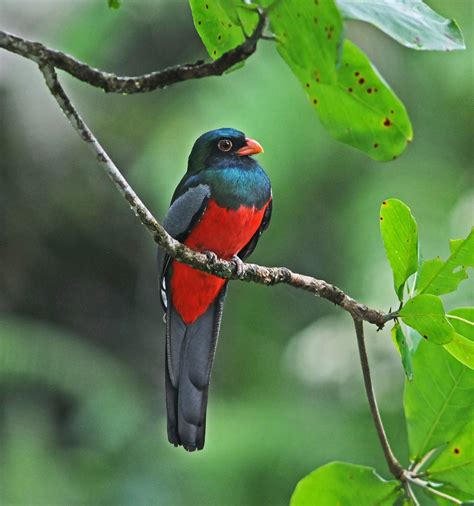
[217,139,233,152]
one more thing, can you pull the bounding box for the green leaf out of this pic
[392,322,413,381]
[379,198,418,300]
[290,461,402,506]
[268,0,413,161]
[427,420,474,496]
[321,41,413,161]
[449,234,474,267]
[400,294,455,345]
[236,2,259,37]
[404,341,474,461]
[416,229,473,296]
[447,308,474,341]
[444,333,474,370]
[443,308,474,369]
[432,487,474,506]
[432,488,474,506]
[107,0,121,9]
[269,0,343,85]
[336,0,465,51]
[189,0,258,59]
[416,258,468,296]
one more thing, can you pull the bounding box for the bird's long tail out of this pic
[165,286,227,451]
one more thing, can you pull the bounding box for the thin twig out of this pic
[403,481,420,506]
[406,475,463,505]
[352,317,405,478]
[0,14,265,94]
[411,447,438,474]
[33,63,394,329]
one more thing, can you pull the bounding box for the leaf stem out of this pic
[0,14,266,94]
[406,475,463,505]
[446,314,474,326]
[261,34,277,41]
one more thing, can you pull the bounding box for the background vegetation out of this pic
[0,1,472,504]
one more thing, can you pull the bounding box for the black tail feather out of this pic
[165,286,227,451]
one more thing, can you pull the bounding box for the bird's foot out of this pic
[204,250,219,265]
[232,255,245,277]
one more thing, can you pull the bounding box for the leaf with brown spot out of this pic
[189,0,258,60]
[269,0,413,161]
[404,342,474,463]
[426,420,474,496]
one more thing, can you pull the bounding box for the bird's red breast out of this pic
[170,198,270,324]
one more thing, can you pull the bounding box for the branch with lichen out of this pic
[33,62,393,330]
[0,14,265,94]
[0,24,399,328]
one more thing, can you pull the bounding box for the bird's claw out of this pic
[232,255,245,277]
[205,250,219,265]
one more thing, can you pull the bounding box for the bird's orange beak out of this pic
[237,137,264,156]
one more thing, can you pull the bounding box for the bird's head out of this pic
[187,128,264,173]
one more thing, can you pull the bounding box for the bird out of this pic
[157,128,272,452]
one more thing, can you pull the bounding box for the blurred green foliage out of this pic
[108,0,121,10]
[0,0,472,505]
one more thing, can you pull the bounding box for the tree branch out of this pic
[31,62,394,329]
[0,14,265,94]
[0,19,397,328]
[352,317,405,479]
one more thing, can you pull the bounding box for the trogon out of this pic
[157,128,272,451]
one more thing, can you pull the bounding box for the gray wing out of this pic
[157,184,210,311]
